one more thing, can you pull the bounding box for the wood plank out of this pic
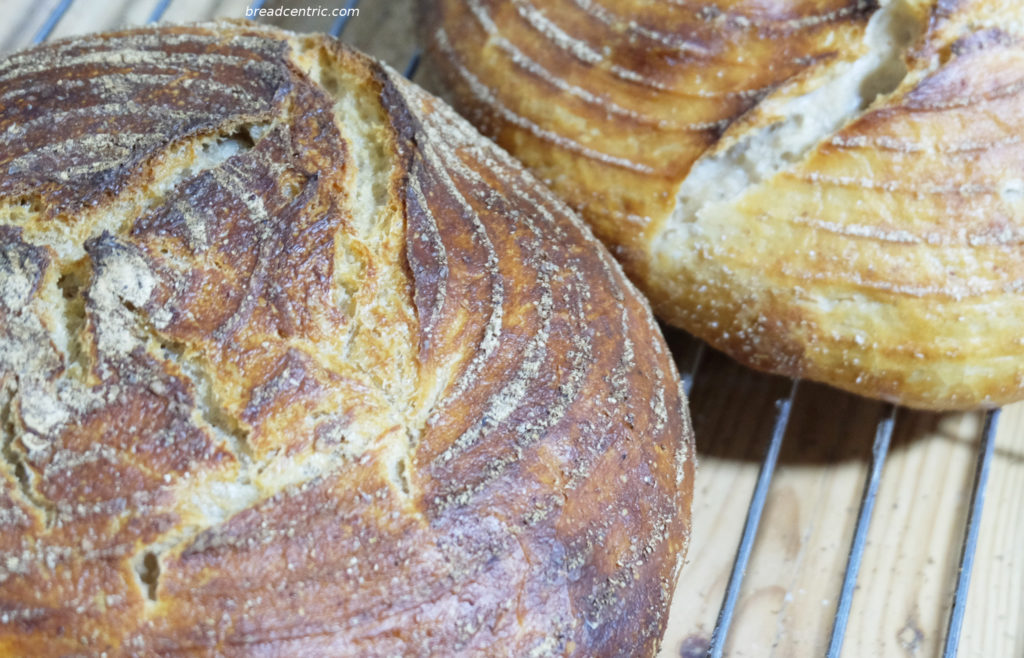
[0,0,70,54]
[720,384,890,657]
[0,0,254,53]
[657,347,795,657]
[842,411,982,656]
[656,372,1022,658]
[157,0,250,23]
[45,0,163,42]
[960,402,1024,657]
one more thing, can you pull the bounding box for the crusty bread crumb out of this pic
[0,22,693,656]
[424,0,1024,409]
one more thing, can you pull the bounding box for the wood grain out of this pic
[0,0,71,53]
[2,1,1022,656]
[959,402,1024,658]
[656,334,1023,658]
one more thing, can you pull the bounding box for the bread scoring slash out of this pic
[422,0,1024,409]
[0,23,694,656]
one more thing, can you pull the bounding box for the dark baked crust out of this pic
[0,23,693,656]
[421,0,1024,410]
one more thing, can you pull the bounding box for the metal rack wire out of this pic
[22,1,1004,655]
[707,387,1000,658]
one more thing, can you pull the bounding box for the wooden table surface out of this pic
[3,1,1022,656]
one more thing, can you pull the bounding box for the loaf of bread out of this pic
[0,22,693,656]
[421,0,1024,409]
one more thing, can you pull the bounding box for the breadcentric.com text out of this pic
[245,5,359,18]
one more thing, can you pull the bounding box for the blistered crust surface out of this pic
[424,0,1024,409]
[0,22,692,657]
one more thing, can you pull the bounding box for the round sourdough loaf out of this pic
[421,0,1024,409]
[0,22,693,656]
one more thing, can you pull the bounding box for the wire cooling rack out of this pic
[8,1,1020,655]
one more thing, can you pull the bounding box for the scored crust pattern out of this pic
[0,23,693,656]
[422,0,1024,409]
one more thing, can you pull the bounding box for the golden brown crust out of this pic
[420,0,878,272]
[0,22,692,656]
[422,0,1024,409]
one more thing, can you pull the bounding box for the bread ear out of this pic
[669,0,926,235]
[423,0,1024,409]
